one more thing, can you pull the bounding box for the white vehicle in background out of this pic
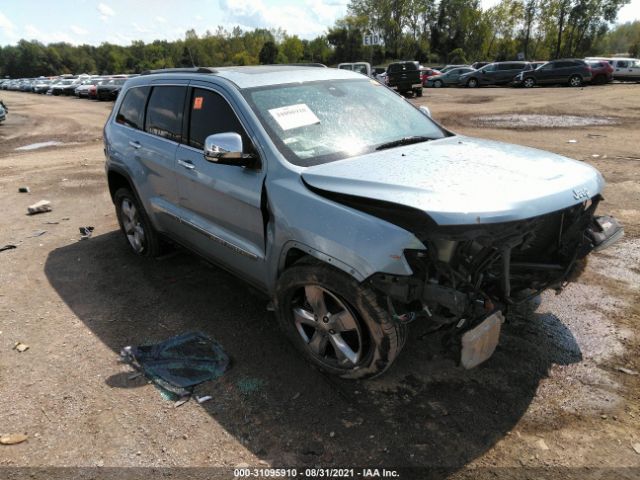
[337,62,372,77]
[586,57,640,81]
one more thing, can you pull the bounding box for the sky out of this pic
[1,0,639,47]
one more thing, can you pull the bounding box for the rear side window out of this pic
[145,86,186,142]
[617,60,629,68]
[115,86,149,130]
[188,88,250,151]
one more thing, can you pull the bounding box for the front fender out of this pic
[266,176,426,292]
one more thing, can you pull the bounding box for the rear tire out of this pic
[569,75,582,87]
[467,78,478,88]
[114,188,162,257]
[416,88,423,97]
[275,263,406,379]
[433,80,443,88]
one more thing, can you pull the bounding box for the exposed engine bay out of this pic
[363,195,623,364]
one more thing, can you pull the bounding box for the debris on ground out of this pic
[633,443,640,455]
[0,244,17,253]
[27,230,46,238]
[196,395,212,404]
[536,439,550,451]
[79,226,95,240]
[0,434,28,445]
[120,332,229,398]
[127,372,142,381]
[27,200,51,215]
[567,139,578,144]
[236,377,266,394]
[617,366,639,376]
[13,342,29,353]
[174,397,190,408]
[18,187,30,193]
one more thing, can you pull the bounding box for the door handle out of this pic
[178,159,196,170]
[128,141,141,149]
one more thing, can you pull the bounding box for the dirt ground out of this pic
[0,85,639,479]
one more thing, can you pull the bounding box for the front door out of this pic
[175,85,268,288]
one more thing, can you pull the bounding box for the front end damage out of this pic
[368,196,624,368]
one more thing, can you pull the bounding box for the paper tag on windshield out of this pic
[268,104,320,131]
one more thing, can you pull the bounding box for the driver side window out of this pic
[188,88,253,153]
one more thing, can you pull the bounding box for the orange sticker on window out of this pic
[193,97,204,110]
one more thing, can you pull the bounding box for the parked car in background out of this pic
[61,79,83,96]
[608,58,640,82]
[19,80,35,92]
[33,79,52,94]
[529,61,546,69]
[512,59,592,87]
[439,64,469,73]
[386,61,423,96]
[419,67,442,86]
[96,78,127,101]
[460,61,531,87]
[337,62,372,76]
[586,60,614,84]
[471,61,490,69]
[76,78,105,98]
[0,101,6,123]
[48,79,76,96]
[426,67,475,87]
[88,78,108,99]
[104,65,622,379]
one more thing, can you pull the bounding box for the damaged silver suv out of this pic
[104,66,623,379]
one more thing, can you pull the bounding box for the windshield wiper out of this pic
[375,135,435,151]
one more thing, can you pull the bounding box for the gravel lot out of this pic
[1,85,639,479]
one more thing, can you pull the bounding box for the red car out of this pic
[420,68,442,86]
[586,60,614,84]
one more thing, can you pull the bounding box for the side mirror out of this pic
[203,132,257,167]
[419,105,432,118]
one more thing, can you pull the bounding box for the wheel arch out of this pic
[107,167,136,202]
[278,242,366,283]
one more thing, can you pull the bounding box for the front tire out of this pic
[467,78,478,88]
[275,264,406,379]
[569,75,582,87]
[433,80,443,88]
[523,77,536,88]
[114,188,161,257]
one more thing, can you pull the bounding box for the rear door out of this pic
[535,62,557,84]
[108,84,182,233]
[175,84,268,288]
[630,60,640,81]
[478,63,497,85]
[137,83,188,232]
[493,63,512,84]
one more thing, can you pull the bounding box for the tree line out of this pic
[1,0,638,78]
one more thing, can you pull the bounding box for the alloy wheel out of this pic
[292,285,364,368]
[120,198,146,253]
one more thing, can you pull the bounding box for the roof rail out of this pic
[140,67,217,75]
[277,63,328,68]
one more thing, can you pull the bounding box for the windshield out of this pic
[244,79,447,167]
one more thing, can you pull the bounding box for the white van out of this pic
[586,57,640,81]
[337,62,372,77]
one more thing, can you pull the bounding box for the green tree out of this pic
[280,35,304,63]
[259,41,278,64]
